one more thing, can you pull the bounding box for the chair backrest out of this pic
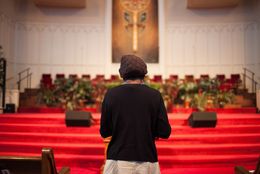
[216,74,226,82]
[200,74,209,80]
[56,74,65,79]
[169,75,178,81]
[0,148,59,174]
[185,75,194,82]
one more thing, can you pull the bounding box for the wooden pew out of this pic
[235,156,260,174]
[100,137,111,174]
[0,148,70,174]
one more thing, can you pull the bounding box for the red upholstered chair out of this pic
[230,74,241,84]
[69,74,78,79]
[153,75,162,83]
[55,74,66,86]
[169,75,178,81]
[228,74,242,91]
[110,75,120,81]
[185,75,194,82]
[200,74,210,80]
[95,74,105,80]
[68,74,78,83]
[56,74,65,79]
[82,74,91,80]
[216,74,226,83]
[40,74,53,89]
[42,74,51,80]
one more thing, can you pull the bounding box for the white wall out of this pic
[1,0,260,89]
[255,0,260,86]
[164,0,260,80]
[0,0,17,88]
[13,0,106,88]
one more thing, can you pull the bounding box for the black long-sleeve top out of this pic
[100,84,171,162]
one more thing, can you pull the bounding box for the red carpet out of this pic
[0,113,259,173]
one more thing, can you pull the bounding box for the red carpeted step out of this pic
[0,142,105,155]
[162,133,260,144]
[156,143,260,155]
[2,113,260,126]
[0,151,104,168]
[2,132,260,144]
[1,113,260,174]
[2,123,260,134]
[1,141,260,156]
[0,132,103,143]
[0,113,100,125]
[172,125,260,134]
[0,123,100,133]
[158,154,260,168]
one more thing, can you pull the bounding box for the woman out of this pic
[100,55,171,174]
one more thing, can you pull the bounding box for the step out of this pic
[1,141,260,156]
[1,113,260,126]
[0,142,105,156]
[2,132,260,144]
[165,133,260,144]
[0,151,258,168]
[1,123,260,134]
[0,132,103,144]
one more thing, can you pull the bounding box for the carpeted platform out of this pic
[0,113,259,174]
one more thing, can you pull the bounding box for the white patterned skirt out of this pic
[103,160,161,174]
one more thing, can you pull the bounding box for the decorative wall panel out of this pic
[165,22,259,79]
[14,22,106,87]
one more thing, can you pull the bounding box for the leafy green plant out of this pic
[39,78,94,110]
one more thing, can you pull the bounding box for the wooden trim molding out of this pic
[33,0,86,8]
[187,0,239,9]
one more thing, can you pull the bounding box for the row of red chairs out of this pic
[153,74,241,83]
[40,74,120,88]
[40,73,241,89]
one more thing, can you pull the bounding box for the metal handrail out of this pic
[17,68,32,90]
[243,68,258,93]
[6,77,14,82]
[18,68,30,76]
[243,68,255,76]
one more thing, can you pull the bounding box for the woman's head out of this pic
[119,55,147,81]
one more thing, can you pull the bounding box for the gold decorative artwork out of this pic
[112,0,159,63]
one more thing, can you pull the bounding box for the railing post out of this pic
[243,68,246,90]
[18,73,21,90]
[27,69,29,89]
[252,73,255,93]
[0,58,7,109]
[29,74,31,89]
